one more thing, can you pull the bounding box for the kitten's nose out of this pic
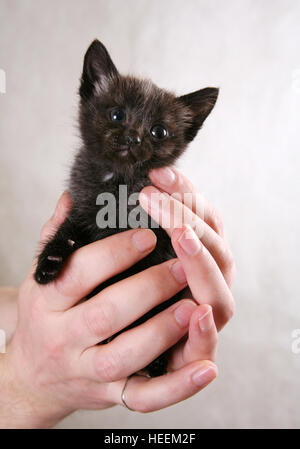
[125,132,141,146]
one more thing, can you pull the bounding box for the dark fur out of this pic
[34,40,218,377]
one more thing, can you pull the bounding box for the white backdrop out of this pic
[0,0,300,428]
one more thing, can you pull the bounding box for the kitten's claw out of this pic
[47,256,63,262]
[34,255,64,284]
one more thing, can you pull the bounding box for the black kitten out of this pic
[34,40,218,377]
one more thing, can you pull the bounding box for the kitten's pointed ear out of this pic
[79,39,119,99]
[178,87,219,142]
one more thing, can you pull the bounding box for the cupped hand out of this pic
[139,167,235,370]
[2,192,218,428]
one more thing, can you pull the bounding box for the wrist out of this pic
[0,346,72,429]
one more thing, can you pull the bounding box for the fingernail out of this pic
[131,229,157,252]
[170,261,187,284]
[199,307,213,332]
[174,301,196,328]
[192,364,216,386]
[178,225,201,255]
[150,167,176,186]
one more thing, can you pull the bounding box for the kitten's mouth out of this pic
[116,145,130,158]
[113,143,138,162]
[111,139,152,164]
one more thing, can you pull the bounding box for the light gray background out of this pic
[0,0,299,429]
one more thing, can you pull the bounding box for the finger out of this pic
[171,225,235,330]
[108,360,217,413]
[42,228,157,311]
[79,299,197,382]
[168,304,218,371]
[139,186,235,286]
[39,191,73,241]
[69,259,187,348]
[149,167,224,236]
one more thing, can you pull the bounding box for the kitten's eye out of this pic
[150,125,168,140]
[110,108,126,122]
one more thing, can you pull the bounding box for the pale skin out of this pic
[0,168,235,428]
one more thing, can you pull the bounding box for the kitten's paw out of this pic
[34,255,64,284]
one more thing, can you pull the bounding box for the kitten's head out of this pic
[79,40,218,174]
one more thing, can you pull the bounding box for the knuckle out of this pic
[94,351,122,382]
[144,263,173,298]
[103,243,123,274]
[210,208,224,236]
[156,262,172,282]
[227,251,235,270]
[83,300,114,341]
[201,330,218,358]
[222,247,235,274]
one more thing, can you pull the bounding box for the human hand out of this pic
[0,192,217,428]
[139,167,235,368]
